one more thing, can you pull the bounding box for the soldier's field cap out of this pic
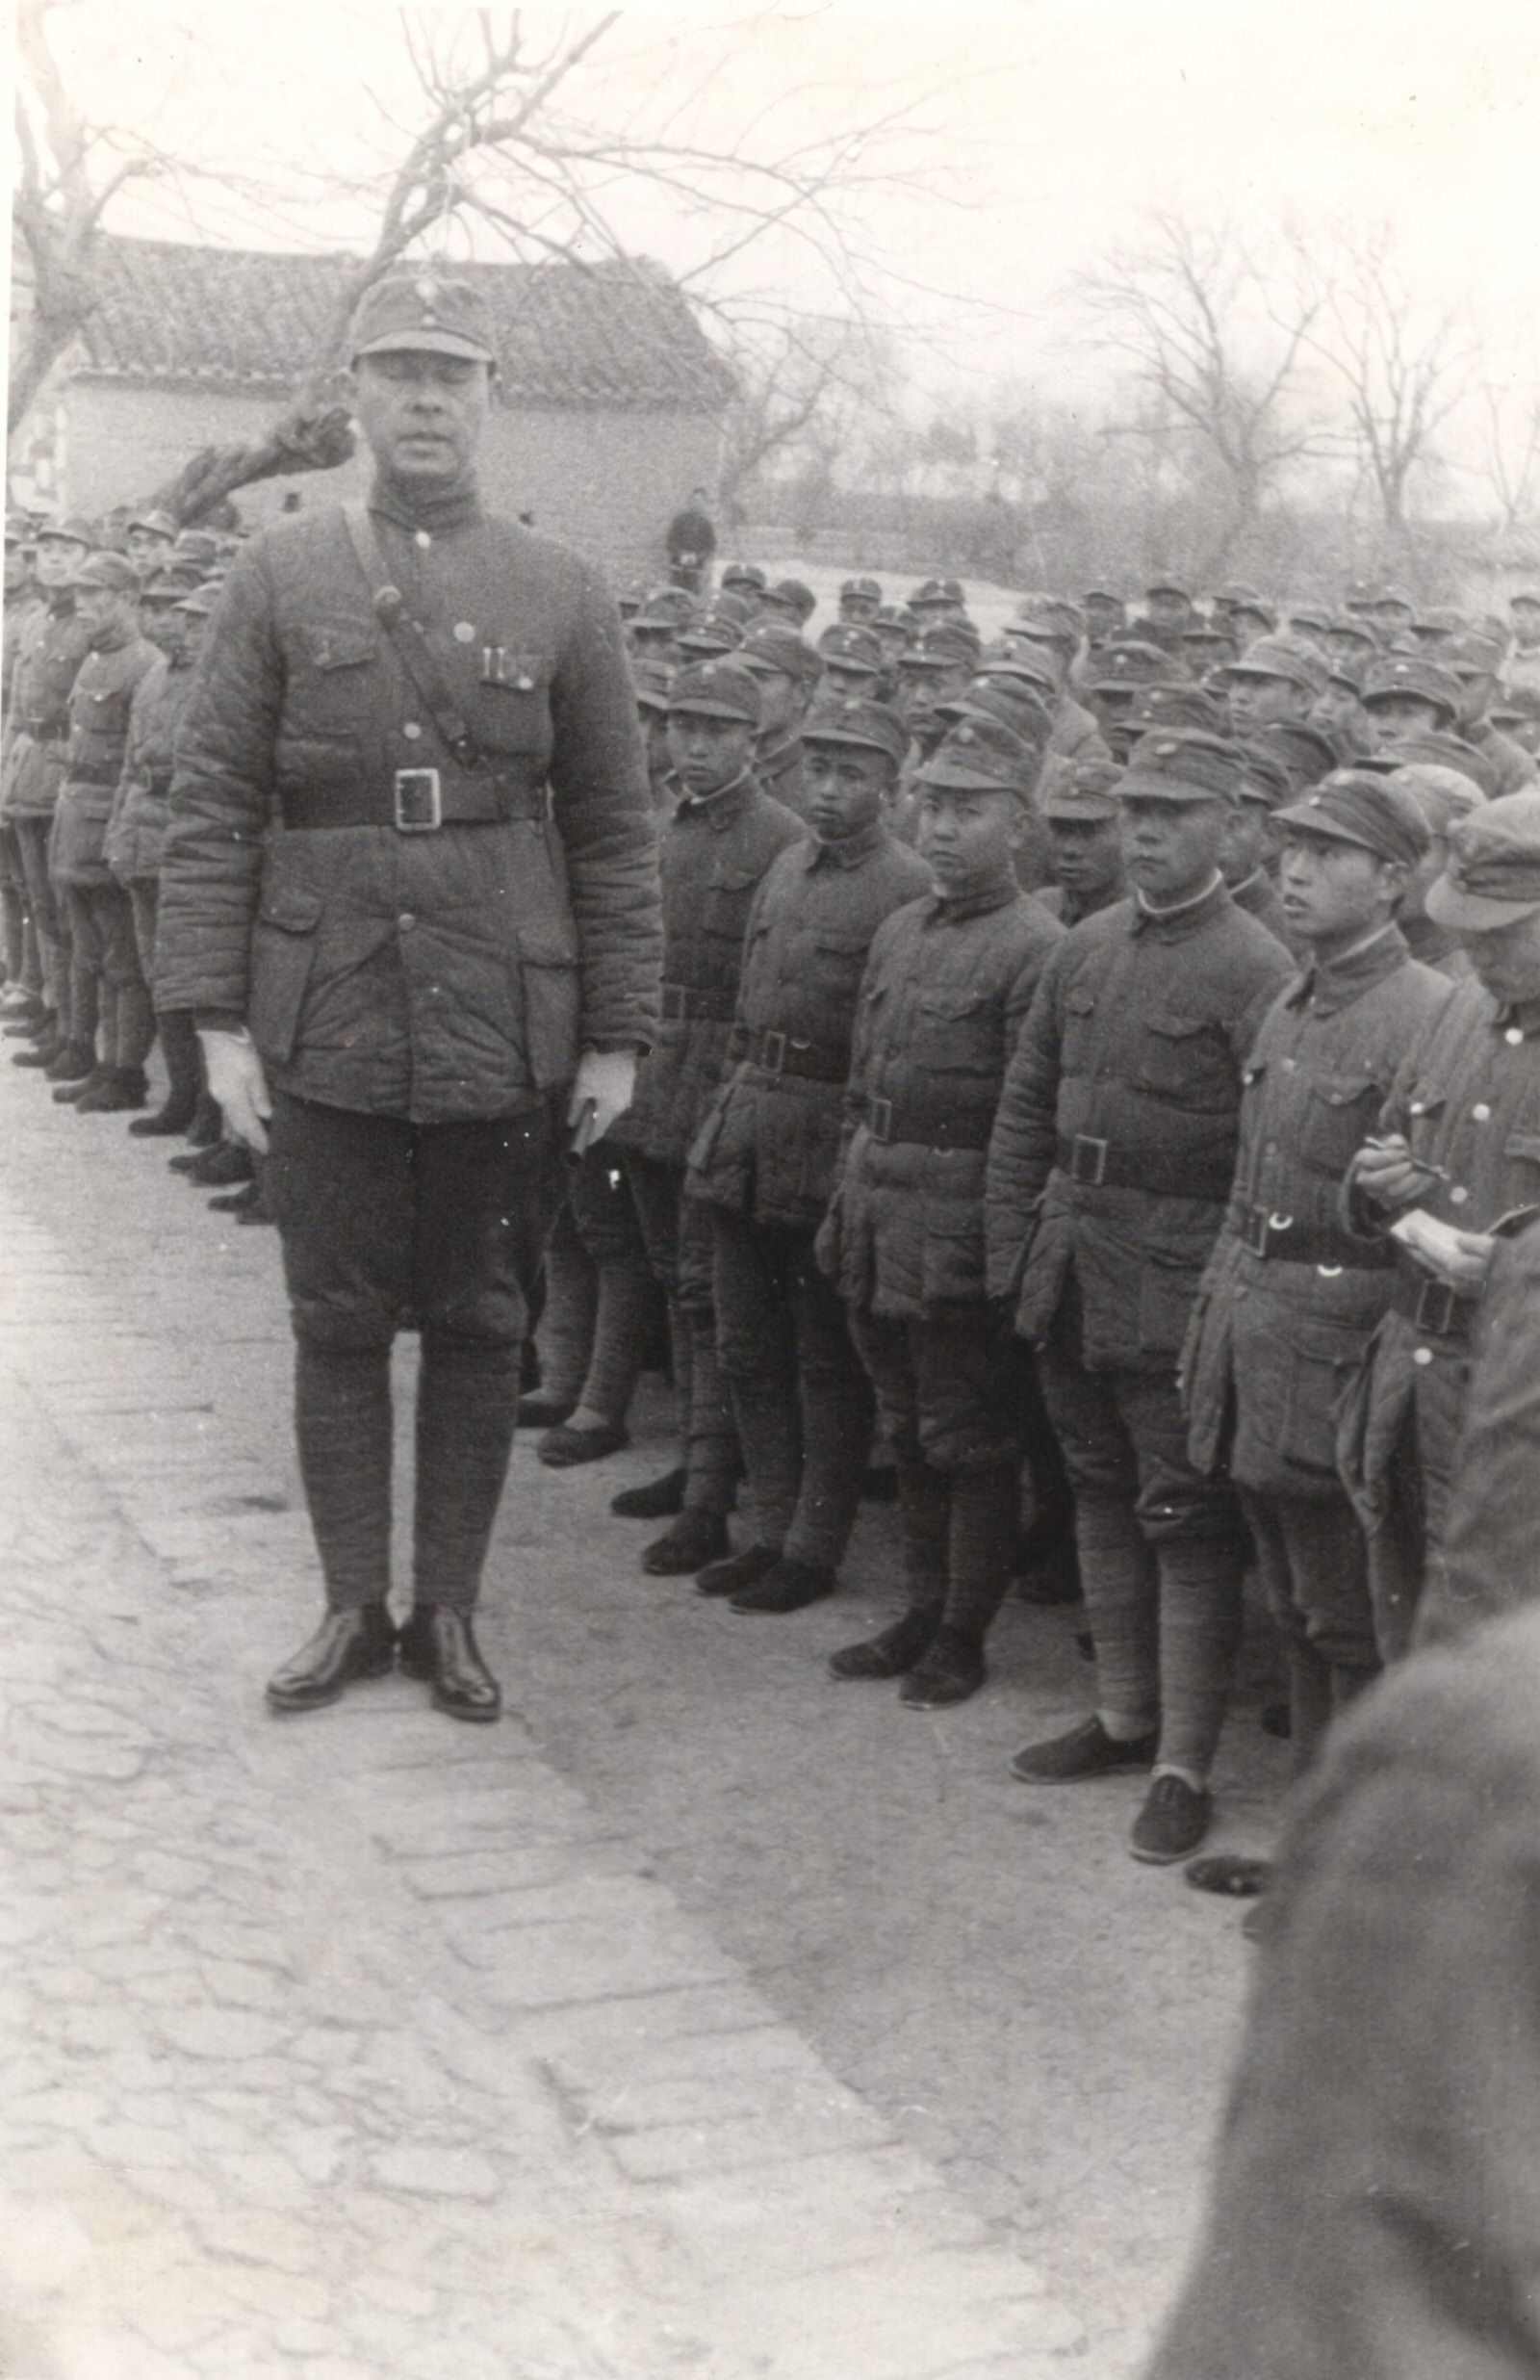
[1130,683,1225,736]
[630,658,675,713]
[665,659,761,725]
[1082,584,1126,608]
[1286,603,1333,636]
[721,561,767,593]
[903,621,982,672]
[1389,763,1486,837]
[73,549,141,593]
[1362,731,1497,798]
[911,576,965,608]
[738,620,824,686]
[983,645,1059,697]
[874,603,917,634]
[802,694,908,765]
[139,569,186,605]
[1373,582,1416,613]
[1013,593,1084,642]
[1329,611,1381,649]
[1120,730,1245,806]
[1144,576,1192,602]
[38,515,93,549]
[1225,635,1327,695]
[1090,638,1178,694]
[1274,770,1430,867]
[172,530,219,569]
[1494,685,1540,727]
[1043,756,1123,821]
[172,583,220,620]
[839,575,882,603]
[349,271,497,365]
[938,680,1053,754]
[1448,629,1508,677]
[759,577,817,623]
[1425,789,1540,929]
[5,513,30,546]
[127,506,177,541]
[818,623,883,676]
[1360,654,1462,719]
[674,618,741,660]
[1260,718,1341,791]
[1238,742,1295,811]
[920,716,1038,802]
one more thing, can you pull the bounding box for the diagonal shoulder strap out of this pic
[342,499,481,765]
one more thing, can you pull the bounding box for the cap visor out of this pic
[1424,878,1540,931]
[1043,797,1118,820]
[665,699,756,722]
[920,759,1021,794]
[1116,773,1226,806]
[1272,805,1377,851]
[804,729,895,756]
[354,330,494,363]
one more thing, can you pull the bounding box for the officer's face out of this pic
[916,785,1021,892]
[1367,694,1443,747]
[802,741,893,841]
[34,540,75,590]
[1279,831,1400,949]
[1047,815,1123,901]
[351,351,492,483]
[1226,672,1309,734]
[665,709,756,795]
[1457,905,1540,1004]
[1119,792,1226,903]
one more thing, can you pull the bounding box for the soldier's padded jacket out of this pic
[1183,926,1451,1500]
[985,880,1296,1370]
[619,771,805,1169]
[155,489,661,1124]
[50,627,161,888]
[1,596,92,822]
[687,821,932,1232]
[105,648,200,883]
[817,875,1063,1320]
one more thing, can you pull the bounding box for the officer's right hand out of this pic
[1352,1134,1426,1209]
[198,1027,272,1155]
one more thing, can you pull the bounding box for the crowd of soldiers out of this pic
[8,500,1540,1883]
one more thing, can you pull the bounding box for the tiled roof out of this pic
[74,236,736,412]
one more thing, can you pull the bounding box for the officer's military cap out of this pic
[817,623,884,676]
[1129,683,1226,736]
[349,270,497,366]
[1043,755,1123,821]
[1425,787,1540,928]
[172,584,221,620]
[1358,732,1498,797]
[665,659,762,725]
[37,515,94,549]
[738,620,824,686]
[1225,635,1329,697]
[902,621,983,672]
[1237,742,1295,811]
[911,576,965,609]
[1144,576,1192,602]
[73,549,141,594]
[1447,629,1508,678]
[1259,718,1341,791]
[1119,730,1245,807]
[920,715,1039,802]
[1359,654,1462,721]
[802,694,908,766]
[937,679,1053,754]
[126,506,177,542]
[1285,604,1333,637]
[720,561,767,594]
[674,615,742,659]
[1388,763,1486,837]
[759,578,817,624]
[839,576,883,604]
[1274,770,1431,867]
[1013,593,1085,642]
[1089,639,1176,694]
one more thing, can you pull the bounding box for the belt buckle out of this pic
[1069,1133,1108,1187]
[394,767,442,831]
[1414,1279,1462,1336]
[868,1096,893,1143]
[760,1029,787,1074]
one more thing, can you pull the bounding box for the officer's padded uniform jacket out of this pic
[1183,927,1451,1500]
[687,823,931,1233]
[50,629,160,887]
[618,772,805,1169]
[106,650,199,882]
[817,878,1063,1320]
[985,881,1295,1370]
[1,597,92,821]
[155,491,661,1125]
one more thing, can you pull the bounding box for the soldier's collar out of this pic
[1493,994,1540,1038]
[808,819,885,868]
[368,470,482,538]
[1287,920,1405,1012]
[1130,871,1226,934]
[677,767,756,822]
[927,870,1018,921]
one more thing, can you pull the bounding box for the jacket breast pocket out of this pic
[1299,1071,1382,1175]
[702,864,763,947]
[284,618,379,735]
[916,986,994,1075]
[1061,982,1098,1073]
[477,655,552,763]
[1136,1010,1229,1106]
[809,927,871,1004]
[248,883,324,1066]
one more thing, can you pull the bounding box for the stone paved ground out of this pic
[0,1049,1281,2379]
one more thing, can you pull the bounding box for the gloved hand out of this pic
[566,1048,637,1154]
[198,1026,272,1154]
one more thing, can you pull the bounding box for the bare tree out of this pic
[1071,208,1323,571]
[1480,378,1540,544]
[715,315,899,518]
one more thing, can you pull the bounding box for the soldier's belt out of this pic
[1390,1251,1479,1341]
[730,1022,848,1082]
[23,723,67,743]
[1056,1134,1233,1201]
[1236,1201,1393,1270]
[864,1096,992,1151]
[660,981,735,1024]
[278,767,544,833]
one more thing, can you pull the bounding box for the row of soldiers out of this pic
[7,524,1540,1883]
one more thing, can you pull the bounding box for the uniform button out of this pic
[516,675,534,691]
[454,622,475,642]
[398,913,416,932]
[415,530,431,549]
[404,721,425,741]
[1473,1102,1491,1121]
[1507,1026,1525,1045]
[1413,1346,1433,1366]
[1450,1185,1469,1205]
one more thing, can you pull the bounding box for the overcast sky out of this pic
[31,0,1540,421]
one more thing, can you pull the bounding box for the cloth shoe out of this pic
[538,1420,629,1468]
[518,1390,576,1429]
[1185,1852,1272,1898]
[43,1040,96,1084]
[611,1466,686,1520]
[899,1623,986,1710]
[265,1605,396,1714]
[181,1139,255,1187]
[186,1089,222,1147]
[730,1557,837,1616]
[12,1032,64,1069]
[1130,1775,1213,1865]
[695,1542,778,1599]
[73,1066,148,1114]
[828,1606,939,1680]
[54,1065,110,1104]
[642,1509,731,1576]
[1010,1714,1158,1784]
[396,1605,500,1722]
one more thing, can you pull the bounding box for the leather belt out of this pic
[1056,1133,1234,1201]
[278,767,543,832]
[1391,1251,1478,1341]
[660,981,735,1024]
[730,1022,848,1082]
[1236,1200,1393,1270]
[864,1094,992,1151]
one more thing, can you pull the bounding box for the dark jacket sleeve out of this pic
[984,941,1067,1300]
[154,552,282,1019]
[548,560,662,1053]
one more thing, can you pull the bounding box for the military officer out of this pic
[687,696,931,1614]
[155,271,661,1721]
[4,516,94,1074]
[989,732,1295,1863]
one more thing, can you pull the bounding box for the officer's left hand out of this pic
[567,1048,636,1153]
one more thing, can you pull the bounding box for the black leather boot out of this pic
[396,1605,500,1722]
[130,1011,200,1135]
[266,1606,396,1713]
